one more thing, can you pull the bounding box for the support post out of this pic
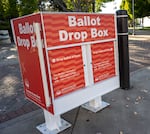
[82,96,110,113]
[116,10,130,89]
[36,110,71,134]
[33,23,51,107]
[132,0,135,35]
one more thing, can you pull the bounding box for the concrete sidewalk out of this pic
[0,66,150,134]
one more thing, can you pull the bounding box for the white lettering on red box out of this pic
[59,30,87,42]
[18,22,34,34]
[91,28,108,38]
[68,16,101,27]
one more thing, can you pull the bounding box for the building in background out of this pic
[143,17,150,27]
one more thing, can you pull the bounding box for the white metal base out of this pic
[82,101,110,113]
[36,118,71,134]
[82,96,110,113]
[37,110,71,134]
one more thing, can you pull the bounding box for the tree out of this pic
[48,0,69,11]
[41,0,112,12]
[0,0,19,20]
[7,0,19,19]
[0,0,4,20]
[134,0,150,18]
[120,0,131,19]
[0,0,5,20]
[18,0,39,16]
[120,0,150,19]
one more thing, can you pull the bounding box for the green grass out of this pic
[129,27,150,30]
[140,27,150,30]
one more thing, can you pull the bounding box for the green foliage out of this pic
[120,0,132,19]
[0,0,39,34]
[134,0,150,18]
[0,0,39,20]
[0,0,113,31]
[7,0,19,19]
[0,0,18,20]
[0,0,5,20]
[18,0,39,16]
[0,0,19,35]
[120,0,150,19]
[47,0,112,12]
[139,27,150,30]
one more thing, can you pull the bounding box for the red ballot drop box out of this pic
[11,12,120,133]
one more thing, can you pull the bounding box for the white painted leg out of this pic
[36,109,71,134]
[82,96,110,113]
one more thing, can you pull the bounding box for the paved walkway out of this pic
[129,33,150,72]
[0,44,39,123]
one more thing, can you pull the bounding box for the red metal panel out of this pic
[91,42,116,83]
[48,46,85,98]
[11,14,54,113]
[43,13,116,47]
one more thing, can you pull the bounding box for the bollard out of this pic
[116,10,130,89]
